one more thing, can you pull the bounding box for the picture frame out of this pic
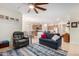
[5,16,9,20]
[10,17,14,20]
[71,22,78,28]
[0,15,4,19]
[0,14,20,22]
[67,21,70,27]
[15,18,19,21]
[32,24,42,31]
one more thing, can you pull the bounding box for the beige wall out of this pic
[70,17,79,45]
[0,8,22,46]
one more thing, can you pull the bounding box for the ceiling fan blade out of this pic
[34,8,38,14]
[35,5,46,11]
[27,9,31,13]
[35,3,48,5]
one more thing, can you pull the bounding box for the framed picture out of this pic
[0,15,4,19]
[32,24,42,31]
[15,19,19,21]
[10,17,14,20]
[71,22,78,28]
[5,16,9,20]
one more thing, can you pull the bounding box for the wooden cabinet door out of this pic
[63,33,70,43]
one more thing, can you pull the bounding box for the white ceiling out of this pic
[0,3,79,23]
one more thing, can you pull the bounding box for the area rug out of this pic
[26,43,68,56]
[0,43,68,56]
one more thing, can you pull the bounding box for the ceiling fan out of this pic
[27,3,48,14]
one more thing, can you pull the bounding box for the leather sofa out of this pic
[39,32,62,49]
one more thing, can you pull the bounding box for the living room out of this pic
[0,3,79,56]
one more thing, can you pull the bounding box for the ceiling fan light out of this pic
[29,5,34,9]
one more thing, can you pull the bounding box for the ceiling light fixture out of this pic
[29,4,34,9]
[27,3,48,14]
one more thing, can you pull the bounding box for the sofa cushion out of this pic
[46,33,53,39]
[44,31,54,39]
[18,39,27,42]
[52,35,60,41]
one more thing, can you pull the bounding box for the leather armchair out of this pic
[13,31,29,49]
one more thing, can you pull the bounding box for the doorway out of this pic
[31,24,42,44]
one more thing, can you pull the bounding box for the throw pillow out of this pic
[52,35,60,41]
[41,33,47,39]
[43,31,53,39]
